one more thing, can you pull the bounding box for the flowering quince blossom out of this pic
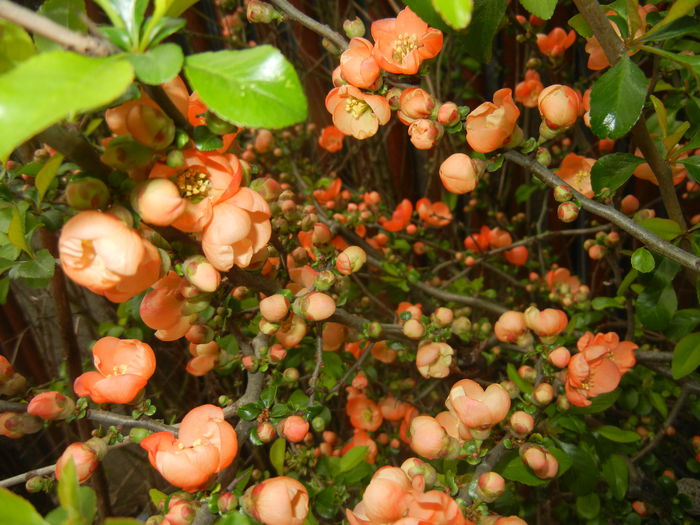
[445,379,511,439]
[466,88,521,153]
[56,440,104,484]
[58,211,162,303]
[555,153,596,198]
[514,70,544,108]
[141,405,237,492]
[577,331,637,374]
[140,271,196,341]
[370,7,443,75]
[73,337,156,404]
[565,344,622,407]
[241,476,309,525]
[416,198,452,227]
[27,391,74,420]
[340,37,381,89]
[536,27,576,58]
[380,198,413,232]
[318,125,344,152]
[325,85,391,140]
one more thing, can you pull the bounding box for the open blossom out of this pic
[346,466,413,524]
[556,153,595,198]
[141,405,237,492]
[524,306,568,342]
[416,342,453,378]
[140,271,196,341]
[340,37,381,89]
[381,199,413,232]
[318,125,344,152]
[466,88,520,153]
[416,198,452,227]
[515,70,544,108]
[243,476,309,525]
[446,379,510,439]
[347,394,383,431]
[577,331,637,374]
[536,28,576,58]
[565,345,621,407]
[74,337,156,404]
[325,85,391,140]
[371,7,443,75]
[58,211,161,303]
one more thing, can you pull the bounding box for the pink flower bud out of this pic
[242,355,257,371]
[246,1,281,24]
[431,307,454,327]
[557,201,580,223]
[476,472,506,502]
[163,494,196,525]
[183,255,221,292]
[588,244,606,260]
[398,87,436,124]
[268,344,287,363]
[437,102,460,127]
[548,346,571,368]
[518,365,537,383]
[439,153,484,194]
[402,318,425,340]
[533,383,554,406]
[296,292,336,322]
[257,422,276,443]
[27,391,74,420]
[278,415,309,443]
[510,411,534,437]
[336,246,367,275]
[538,84,580,130]
[621,194,640,214]
[494,311,528,343]
[260,294,290,323]
[401,457,437,487]
[65,177,110,210]
[409,415,452,460]
[0,412,41,438]
[416,342,453,378]
[218,492,238,513]
[408,119,444,150]
[243,476,309,525]
[55,442,101,483]
[500,380,520,399]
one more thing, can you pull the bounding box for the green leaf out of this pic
[270,437,286,475]
[9,249,56,280]
[57,458,79,514]
[640,16,700,42]
[403,0,452,32]
[0,488,48,525]
[149,489,167,507]
[590,56,648,139]
[570,390,620,414]
[0,277,9,305]
[155,0,200,18]
[506,362,534,394]
[631,247,655,273]
[35,153,64,203]
[637,283,677,331]
[260,385,277,408]
[590,153,645,194]
[237,402,262,421]
[558,441,599,495]
[519,0,558,19]
[497,452,551,486]
[454,0,508,63]
[193,126,224,151]
[602,455,629,500]
[339,446,368,473]
[638,218,683,240]
[184,47,307,129]
[0,21,35,74]
[576,493,601,519]
[568,13,592,37]
[666,308,700,341]
[8,205,30,255]
[432,0,473,29]
[592,296,625,310]
[597,425,641,443]
[127,43,183,84]
[143,16,186,48]
[643,0,700,39]
[108,0,148,41]
[0,52,134,159]
[215,513,253,525]
[679,155,700,183]
[35,0,87,53]
[672,331,700,378]
[648,391,669,418]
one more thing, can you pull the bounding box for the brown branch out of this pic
[412,280,508,315]
[632,386,690,463]
[329,342,374,395]
[504,151,700,273]
[37,125,112,178]
[308,333,324,404]
[268,0,348,51]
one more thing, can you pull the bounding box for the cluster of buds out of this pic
[520,443,559,479]
[147,493,197,525]
[583,230,620,260]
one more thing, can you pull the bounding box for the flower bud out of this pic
[246,0,282,24]
[398,87,436,124]
[65,177,110,210]
[510,410,534,437]
[450,316,472,338]
[500,380,520,399]
[260,294,290,323]
[385,87,402,110]
[269,343,287,363]
[532,383,554,406]
[621,194,640,214]
[518,365,536,383]
[295,292,336,322]
[402,318,425,339]
[439,153,484,194]
[55,442,100,483]
[206,111,236,135]
[166,149,185,168]
[257,422,276,443]
[336,246,367,275]
[408,119,444,150]
[437,101,460,127]
[100,136,153,170]
[548,346,571,368]
[557,201,579,223]
[343,17,365,38]
[409,415,452,460]
[218,492,238,513]
[431,307,454,327]
[0,412,41,438]
[127,104,175,150]
[183,255,220,292]
[476,472,506,502]
[278,415,309,443]
[538,84,580,130]
[27,391,74,421]
[553,185,572,203]
[314,270,336,291]
[494,311,528,344]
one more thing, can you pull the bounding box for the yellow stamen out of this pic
[392,33,419,63]
[344,97,370,119]
[175,168,211,200]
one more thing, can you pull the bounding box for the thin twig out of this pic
[329,342,374,395]
[269,0,348,51]
[632,386,690,463]
[308,333,324,404]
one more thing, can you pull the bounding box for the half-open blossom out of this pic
[346,466,412,524]
[318,125,344,152]
[56,441,103,483]
[464,225,491,253]
[74,337,156,404]
[371,7,443,75]
[140,271,196,341]
[325,85,391,140]
[577,331,637,374]
[416,198,452,227]
[407,490,469,524]
[409,415,454,459]
[565,346,621,407]
[466,88,520,153]
[381,199,413,232]
[536,28,576,58]
[416,342,453,378]
[524,306,568,342]
[538,84,580,130]
[183,255,221,293]
[243,476,309,525]
[187,341,221,376]
[27,391,74,420]
[340,37,381,89]
[141,405,237,492]
[398,87,436,125]
[494,311,529,344]
[59,211,161,303]
[515,70,544,108]
[556,153,595,198]
[446,379,511,439]
[336,246,367,275]
[408,119,443,150]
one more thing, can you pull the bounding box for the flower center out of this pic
[175,168,211,201]
[574,169,589,187]
[108,364,128,376]
[392,33,419,63]
[345,97,370,119]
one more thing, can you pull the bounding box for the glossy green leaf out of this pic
[666,309,700,341]
[643,0,700,39]
[672,331,700,379]
[57,458,79,514]
[590,56,648,139]
[35,153,64,203]
[35,0,87,53]
[9,249,56,280]
[0,52,133,159]
[602,454,629,500]
[640,16,700,42]
[270,437,286,475]
[143,16,187,48]
[8,205,30,255]
[184,46,307,129]
[127,43,183,84]
[637,218,684,240]
[155,0,201,19]
[237,402,262,421]
[455,0,508,62]
[340,446,368,473]
[506,362,534,394]
[520,0,558,19]
[597,425,641,443]
[592,296,625,311]
[679,155,700,183]
[0,21,35,74]
[558,441,598,495]
[576,493,601,519]
[648,391,669,418]
[148,488,167,507]
[631,247,655,273]
[637,283,677,331]
[0,488,48,525]
[193,126,224,151]
[403,0,452,32]
[568,13,592,37]
[432,0,473,29]
[590,153,644,194]
[108,0,148,40]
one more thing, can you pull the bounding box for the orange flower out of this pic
[556,153,595,198]
[445,379,511,439]
[371,7,443,75]
[318,126,344,152]
[633,148,687,186]
[515,70,544,108]
[59,211,162,303]
[243,476,309,525]
[577,331,637,375]
[408,490,470,525]
[141,404,237,492]
[524,306,568,342]
[538,84,581,130]
[187,91,237,153]
[466,88,520,153]
[27,391,74,421]
[536,28,576,58]
[187,341,221,376]
[346,466,412,524]
[346,394,383,431]
[56,441,101,484]
[381,198,413,232]
[464,225,491,253]
[314,178,342,205]
[416,198,452,227]
[325,85,391,140]
[340,37,381,89]
[146,149,243,232]
[140,271,196,341]
[74,337,156,404]
[565,346,621,407]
